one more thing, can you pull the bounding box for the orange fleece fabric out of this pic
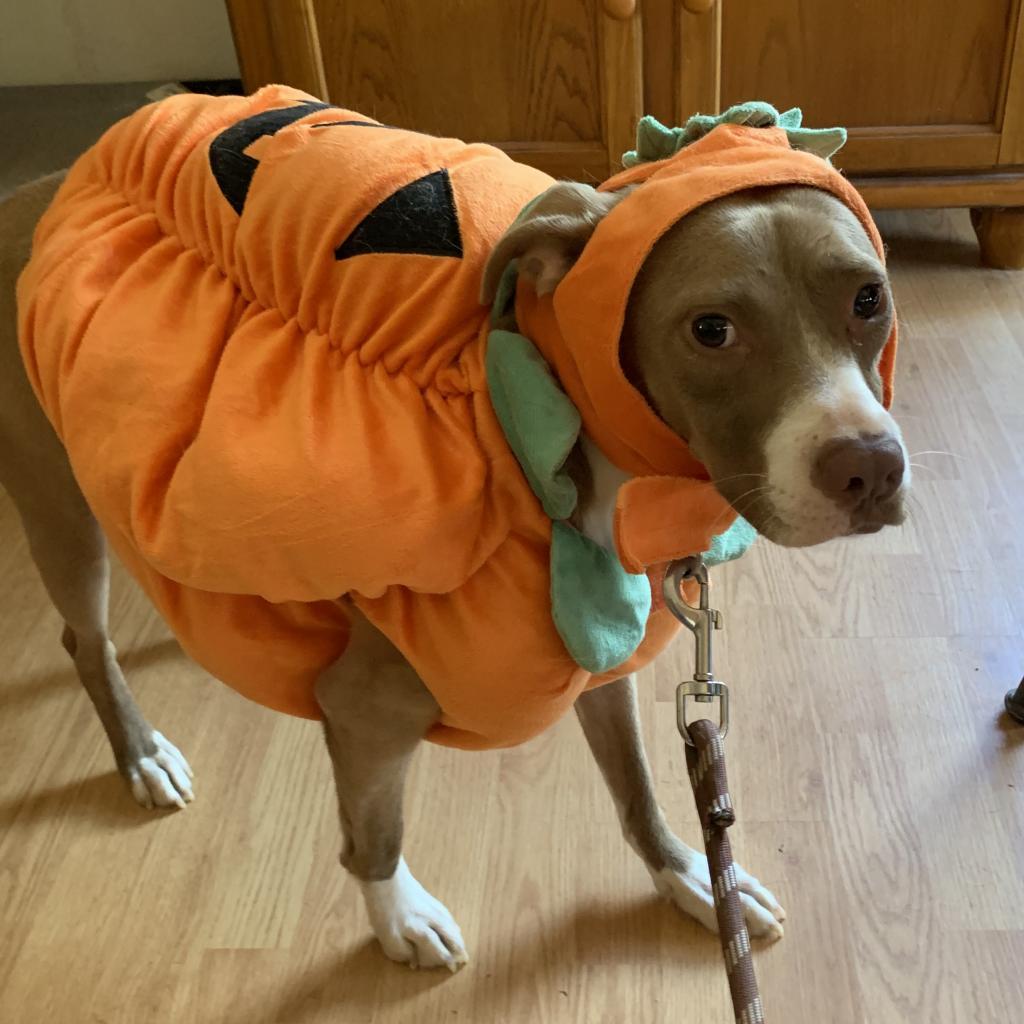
[17,88,895,749]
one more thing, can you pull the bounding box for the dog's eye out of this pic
[691,314,735,349]
[853,284,882,319]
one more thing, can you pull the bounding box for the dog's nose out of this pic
[813,435,905,505]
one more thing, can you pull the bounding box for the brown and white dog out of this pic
[0,170,908,971]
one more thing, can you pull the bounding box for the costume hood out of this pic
[515,117,898,573]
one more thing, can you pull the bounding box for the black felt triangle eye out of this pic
[334,169,463,260]
[210,101,336,215]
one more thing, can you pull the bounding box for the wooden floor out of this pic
[1,208,1022,1023]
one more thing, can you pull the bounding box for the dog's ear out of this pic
[481,182,629,303]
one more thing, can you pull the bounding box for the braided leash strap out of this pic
[686,718,764,1024]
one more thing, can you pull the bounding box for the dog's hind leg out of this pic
[11,485,194,810]
[574,675,785,939]
[315,610,468,971]
[0,174,193,809]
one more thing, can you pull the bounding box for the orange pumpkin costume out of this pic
[17,87,896,749]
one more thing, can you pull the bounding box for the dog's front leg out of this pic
[315,610,468,971]
[574,675,785,939]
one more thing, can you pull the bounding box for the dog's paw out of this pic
[124,731,195,810]
[360,858,468,972]
[649,854,785,941]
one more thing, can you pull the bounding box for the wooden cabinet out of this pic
[662,0,1019,173]
[226,0,641,182]
[226,0,1024,266]
[646,1,1024,212]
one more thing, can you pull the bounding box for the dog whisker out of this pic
[707,472,769,489]
[736,491,774,522]
[727,484,773,507]
[739,491,782,539]
[715,485,773,534]
[907,449,965,461]
[732,485,773,507]
[708,493,765,536]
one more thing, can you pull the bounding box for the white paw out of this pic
[360,858,468,972]
[125,731,195,810]
[649,854,786,941]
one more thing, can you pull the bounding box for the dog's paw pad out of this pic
[124,731,194,809]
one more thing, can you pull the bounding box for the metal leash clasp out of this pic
[662,559,729,745]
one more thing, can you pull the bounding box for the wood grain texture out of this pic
[497,142,610,183]
[311,0,601,144]
[225,0,327,99]
[1,210,1023,1021]
[855,172,1024,209]
[837,128,1002,175]
[600,3,643,171]
[640,0,676,125]
[224,0,277,94]
[643,0,1020,177]
[303,0,642,180]
[676,0,721,121]
[720,0,1016,129]
[972,206,1024,267]
[999,0,1024,163]
[601,0,636,19]
[226,0,1024,186]
[703,0,1022,175]
[267,0,327,101]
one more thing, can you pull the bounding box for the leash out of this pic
[663,560,765,1024]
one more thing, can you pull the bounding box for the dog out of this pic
[1,93,908,972]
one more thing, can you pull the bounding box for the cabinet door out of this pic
[227,0,642,182]
[659,0,1024,175]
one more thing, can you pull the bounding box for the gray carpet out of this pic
[1,82,161,195]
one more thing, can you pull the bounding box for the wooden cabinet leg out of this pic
[971,207,1024,269]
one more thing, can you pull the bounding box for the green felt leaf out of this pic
[485,329,581,521]
[622,103,847,168]
[483,294,755,675]
[703,516,757,567]
[550,521,651,673]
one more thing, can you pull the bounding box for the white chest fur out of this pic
[577,436,630,552]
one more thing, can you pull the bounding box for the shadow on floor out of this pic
[885,232,983,269]
[0,637,182,713]
[0,769,180,830]
[211,899,730,1024]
